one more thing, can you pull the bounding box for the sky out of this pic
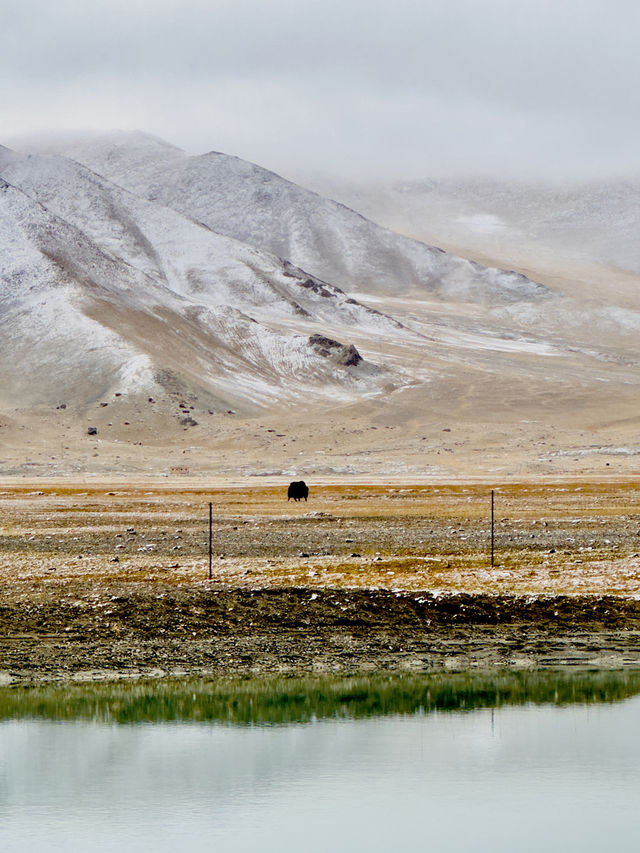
[4,0,640,182]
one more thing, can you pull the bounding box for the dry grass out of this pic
[1,480,640,597]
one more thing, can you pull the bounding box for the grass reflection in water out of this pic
[1,669,640,726]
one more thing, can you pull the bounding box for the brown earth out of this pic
[1,480,640,684]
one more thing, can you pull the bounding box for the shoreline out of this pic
[2,587,640,686]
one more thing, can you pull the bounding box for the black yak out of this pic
[288,480,309,501]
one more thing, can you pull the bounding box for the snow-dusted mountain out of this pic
[3,131,640,479]
[20,132,549,305]
[0,132,558,417]
[303,173,640,283]
[0,144,410,412]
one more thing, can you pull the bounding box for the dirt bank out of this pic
[2,584,640,684]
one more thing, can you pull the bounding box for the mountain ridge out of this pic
[13,131,549,305]
[0,146,405,413]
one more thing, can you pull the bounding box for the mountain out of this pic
[301,173,640,294]
[0,144,407,413]
[2,131,639,479]
[21,132,549,306]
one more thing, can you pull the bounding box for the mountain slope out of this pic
[0,148,402,412]
[21,132,550,306]
[304,174,640,297]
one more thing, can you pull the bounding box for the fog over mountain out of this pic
[1,131,639,479]
[308,174,640,281]
[18,132,547,304]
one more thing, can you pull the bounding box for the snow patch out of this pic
[555,447,640,458]
[118,354,156,392]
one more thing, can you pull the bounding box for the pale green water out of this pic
[0,671,639,852]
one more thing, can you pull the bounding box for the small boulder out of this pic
[335,344,362,367]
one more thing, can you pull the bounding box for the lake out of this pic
[0,671,639,852]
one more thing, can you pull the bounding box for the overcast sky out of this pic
[4,0,640,181]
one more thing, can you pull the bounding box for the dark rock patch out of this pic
[335,344,362,367]
[309,335,363,367]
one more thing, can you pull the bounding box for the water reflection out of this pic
[1,671,639,853]
[1,669,640,724]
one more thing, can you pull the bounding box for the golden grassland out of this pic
[1,480,639,597]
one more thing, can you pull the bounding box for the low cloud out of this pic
[4,0,640,180]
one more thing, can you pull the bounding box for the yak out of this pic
[287,480,309,502]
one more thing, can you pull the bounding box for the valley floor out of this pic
[1,481,640,683]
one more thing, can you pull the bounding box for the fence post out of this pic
[491,489,495,567]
